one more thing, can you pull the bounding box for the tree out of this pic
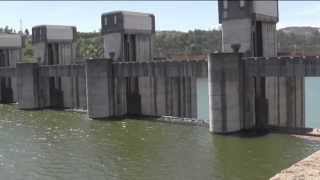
[24,29,30,36]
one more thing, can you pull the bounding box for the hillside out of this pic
[280,26,320,37]
[20,26,320,60]
[278,26,320,55]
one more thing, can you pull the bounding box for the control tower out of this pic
[32,25,77,108]
[101,11,155,115]
[101,11,155,61]
[101,11,197,118]
[218,0,278,56]
[218,0,304,129]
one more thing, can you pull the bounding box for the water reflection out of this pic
[0,104,318,180]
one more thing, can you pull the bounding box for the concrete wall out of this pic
[113,77,127,116]
[246,56,309,128]
[0,58,201,121]
[33,40,85,110]
[139,76,197,118]
[101,11,155,35]
[9,48,21,102]
[57,42,76,108]
[46,26,74,41]
[123,12,153,31]
[112,60,201,118]
[58,43,75,64]
[75,73,87,110]
[33,43,46,64]
[0,48,21,103]
[136,33,155,117]
[135,34,152,61]
[262,22,277,57]
[222,18,252,53]
[0,34,22,48]
[253,1,278,18]
[103,33,122,60]
[258,21,305,128]
[0,54,312,133]
[267,77,305,128]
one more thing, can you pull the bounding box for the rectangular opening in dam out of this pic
[305,77,320,128]
[196,78,209,121]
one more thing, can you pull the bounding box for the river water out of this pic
[0,104,319,180]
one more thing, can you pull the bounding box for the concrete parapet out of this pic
[112,60,208,78]
[39,64,85,77]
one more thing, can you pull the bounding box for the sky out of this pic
[0,1,320,32]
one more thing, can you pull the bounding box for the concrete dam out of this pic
[1,51,315,134]
[0,3,312,134]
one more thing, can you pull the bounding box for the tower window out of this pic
[240,0,245,7]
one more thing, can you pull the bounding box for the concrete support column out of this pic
[255,77,269,130]
[208,53,244,133]
[113,77,127,116]
[285,77,305,128]
[78,74,87,110]
[86,59,114,118]
[184,77,191,117]
[172,77,180,117]
[16,63,40,109]
[190,77,198,118]
[155,77,166,116]
[243,75,256,129]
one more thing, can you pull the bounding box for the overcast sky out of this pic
[0,1,319,32]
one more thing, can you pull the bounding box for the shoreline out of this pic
[270,128,320,179]
[270,150,320,180]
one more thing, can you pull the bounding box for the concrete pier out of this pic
[208,53,244,133]
[16,63,39,109]
[86,59,114,118]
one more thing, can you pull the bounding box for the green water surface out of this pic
[0,105,318,180]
